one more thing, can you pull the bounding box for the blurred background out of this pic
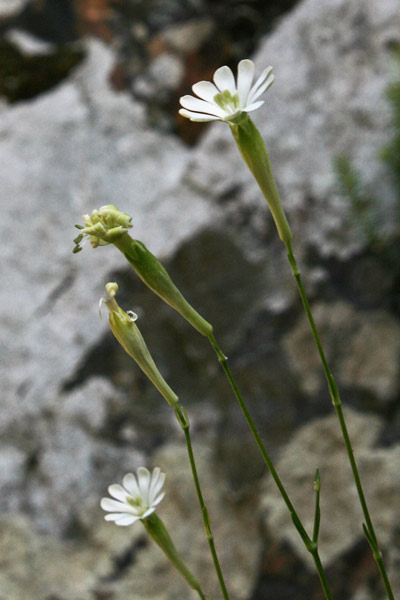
[0,0,399,599]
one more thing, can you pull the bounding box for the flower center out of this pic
[214,90,240,114]
[126,495,147,514]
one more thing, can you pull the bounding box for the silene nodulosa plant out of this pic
[74,59,396,600]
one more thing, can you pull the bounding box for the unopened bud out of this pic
[102,282,178,406]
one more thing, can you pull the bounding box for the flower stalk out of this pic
[285,241,394,600]
[207,332,333,600]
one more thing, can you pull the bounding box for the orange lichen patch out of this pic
[174,48,233,145]
[147,34,168,60]
[73,0,120,41]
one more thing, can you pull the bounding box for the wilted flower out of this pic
[179,59,274,123]
[101,467,165,526]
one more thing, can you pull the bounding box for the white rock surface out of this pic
[0,39,214,532]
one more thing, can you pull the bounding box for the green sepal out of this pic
[113,234,213,337]
[103,283,178,406]
[230,115,292,243]
[143,513,206,597]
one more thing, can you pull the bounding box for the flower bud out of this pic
[102,283,178,406]
[74,205,133,250]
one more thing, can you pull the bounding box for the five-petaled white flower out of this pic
[101,467,165,526]
[179,59,274,123]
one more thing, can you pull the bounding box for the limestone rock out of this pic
[262,408,400,589]
[282,301,400,405]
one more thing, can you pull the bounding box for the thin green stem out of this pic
[285,240,395,600]
[207,334,333,600]
[175,404,230,600]
[313,469,321,545]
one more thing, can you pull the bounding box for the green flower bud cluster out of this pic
[73,205,132,252]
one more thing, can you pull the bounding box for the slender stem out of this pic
[312,469,321,545]
[285,240,395,600]
[175,404,230,600]
[207,334,333,600]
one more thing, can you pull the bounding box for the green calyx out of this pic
[113,234,213,337]
[103,282,179,406]
[143,513,206,598]
[230,115,292,243]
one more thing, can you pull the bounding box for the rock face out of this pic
[261,409,400,565]
[0,0,399,598]
[0,38,215,534]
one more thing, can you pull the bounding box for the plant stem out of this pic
[207,334,333,600]
[175,404,230,600]
[285,240,395,600]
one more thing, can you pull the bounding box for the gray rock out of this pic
[282,301,400,405]
[0,441,261,600]
[0,0,28,18]
[0,38,215,532]
[261,408,400,585]
[4,28,55,55]
[160,18,215,53]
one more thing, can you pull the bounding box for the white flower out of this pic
[100,467,165,526]
[179,59,274,123]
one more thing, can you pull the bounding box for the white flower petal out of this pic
[101,497,133,513]
[237,59,254,107]
[151,491,165,508]
[149,472,165,504]
[108,484,129,502]
[213,65,236,93]
[192,80,220,103]
[123,472,140,497]
[249,74,274,104]
[180,95,226,118]
[141,507,156,520]
[115,514,140,526]
[105,513,127,521]
[137,467,151,501]
[179,108,220,122]
[243,100,265,113]
[148,467,161,496]
[248,67,274,104]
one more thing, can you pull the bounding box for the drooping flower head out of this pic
[179,59,274,123]
[101,467,165,526]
